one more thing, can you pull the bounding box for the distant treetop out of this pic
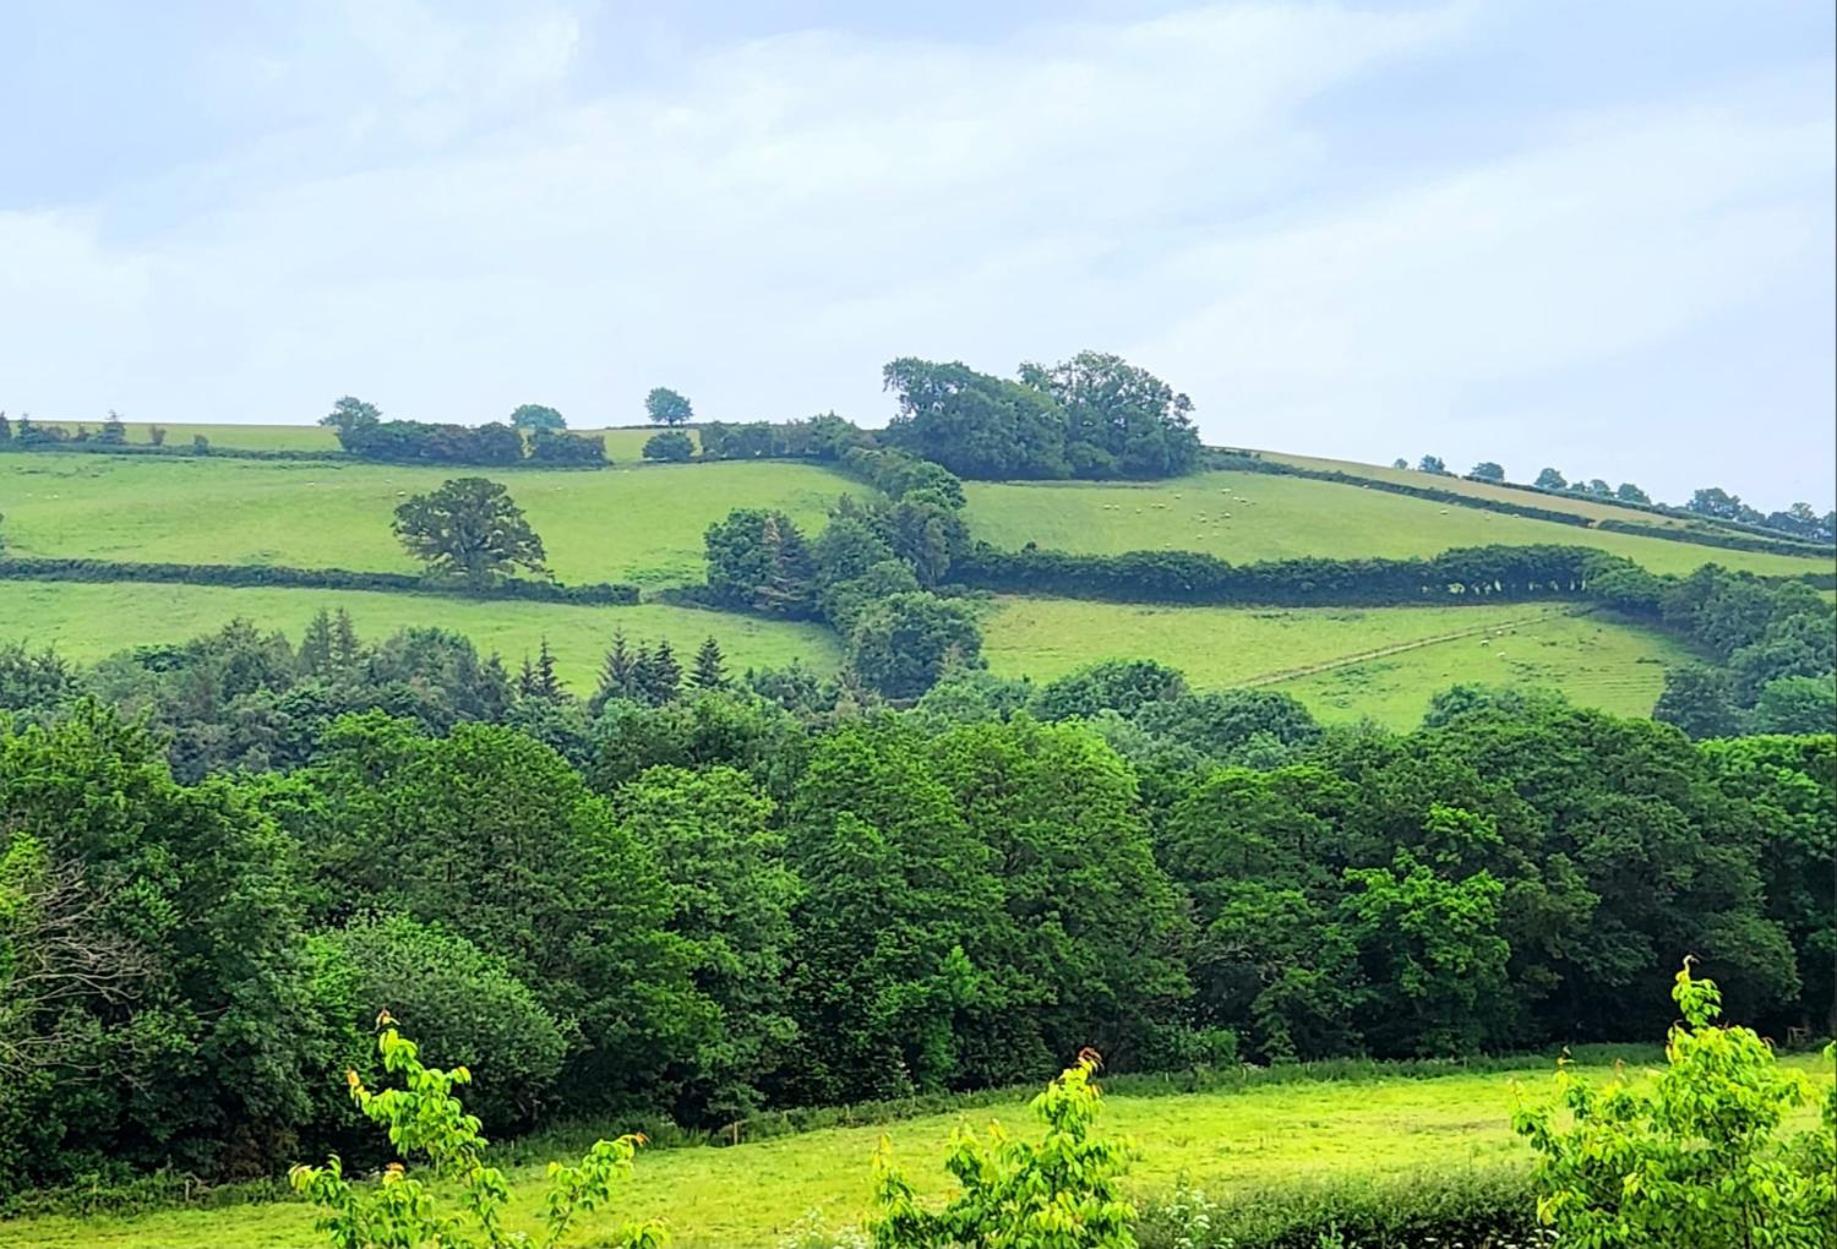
[510,404,566,432]
[646,387,694,426]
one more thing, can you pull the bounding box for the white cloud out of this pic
[0,1,1829,503]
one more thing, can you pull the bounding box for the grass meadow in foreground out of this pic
[979,598,1691,726]
[0,581,841,690]
[1,453,850,587]
[964,471,1832,577]
[5,1053,1827,1249]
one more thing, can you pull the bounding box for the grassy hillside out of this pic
[5,1052,1826,1249]
[1,453,849,587]
[1255,449,1720,530]
[980,598,1692,726]
[965,472,1832,577]
[0,582,841,688]
[23,422,684,460]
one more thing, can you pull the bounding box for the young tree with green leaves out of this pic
[1515,960,1836,1247]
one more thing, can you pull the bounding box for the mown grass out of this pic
[6,1053,1826,1249]
[978,598,1691,726]
[964,472,1832,577]
[0,452,849,588]
[22,422,685,460]
[0,582,841,690]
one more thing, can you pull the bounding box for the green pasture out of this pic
[964,471,1832,577]
[0,452,849,588]
[6,1052,1826,1249]
[21,422,686,460]
[0,582,841,690]
[979,597,1692,726]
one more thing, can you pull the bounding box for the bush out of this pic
[308,916,568,1132]
[642,430,695,462]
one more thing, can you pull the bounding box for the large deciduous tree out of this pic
[645,387,694,426]
[392,477,548,584]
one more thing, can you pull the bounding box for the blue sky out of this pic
[3,0,1832,508]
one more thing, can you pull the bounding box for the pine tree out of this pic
[636,639,682,706]
[330,609,362,672]
[752,513,818,616]
[517,654,539,698]
[0,412,11,442]
[298,610,336,677]
[589,630,639,715]
[692,636,727,690]
[532,638,562,701]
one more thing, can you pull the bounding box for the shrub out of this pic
[290,1019,667,1249]
[642,431,695,463]
[869,1052,1136,1248]
[1513,959,1837,1247]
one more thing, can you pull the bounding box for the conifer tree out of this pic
[692,636,727,690]
[590,630,640,715]
[329,609,362,673]
[636,639,682,706]
[298,610,336,677]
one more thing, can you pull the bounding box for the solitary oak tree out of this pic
[393,477,548,584]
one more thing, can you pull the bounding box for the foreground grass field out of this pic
[1,453,849,587]
[6,1052,1826,1249]
[980,598,1692,726]
[0,582,841,689]
[965,472,1832,577]
[23,422,684,460]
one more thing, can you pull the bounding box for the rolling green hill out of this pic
[0,453,844,587]
[3,440,1804,724]
[979,598,1692,726]
[964,472,1831,577]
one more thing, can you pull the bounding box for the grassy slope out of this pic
[1,454,849,588]
[980,598,1693,727]
[10,1054,1827,1249]
[1254,450,1716,529]
[0,582,840,690]
[24,423,685,460]
[965,472,1833,577]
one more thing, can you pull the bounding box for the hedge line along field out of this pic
[979,597,1693,725]
[1253,449,1724,530]
[7,1052,1827,1249]
[0,453,844,587]
[0,581,842,688]
[963,472,1832,577]
[22,421,687,459]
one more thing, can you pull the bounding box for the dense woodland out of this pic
[0,610,1831,1196]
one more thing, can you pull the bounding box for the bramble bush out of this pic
[869,1051,1137,1249]
[290,1015,667,1249]
[1513,958,1837,1248]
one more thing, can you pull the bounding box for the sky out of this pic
[3,1,1832,509]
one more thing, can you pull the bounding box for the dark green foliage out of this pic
[527,428,606,464]
[0,706,320,1187]
[393,477,549,584]
[703,508,819,618]
[298,714,712,1110]
[614,765,798,1119]
[509,404,567,431]
[308,915,567,1131]
[1030,659,1188,721]
[1018,350,1202,479]
[1417,454,1446,474]
[1654,664,1741,739]
[1535,467,1567,490]
[691,636,727,690]
[1468,461,1504,481]
[0,555,637,604]
[641,429,695,461]
[845,591,982,699]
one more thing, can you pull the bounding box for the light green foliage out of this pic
[964,473,1829,577]
[1514,961,1837,1247]
[870,1055,1137,1249]
[392,477,548,583]
[290,1020,664,1249]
